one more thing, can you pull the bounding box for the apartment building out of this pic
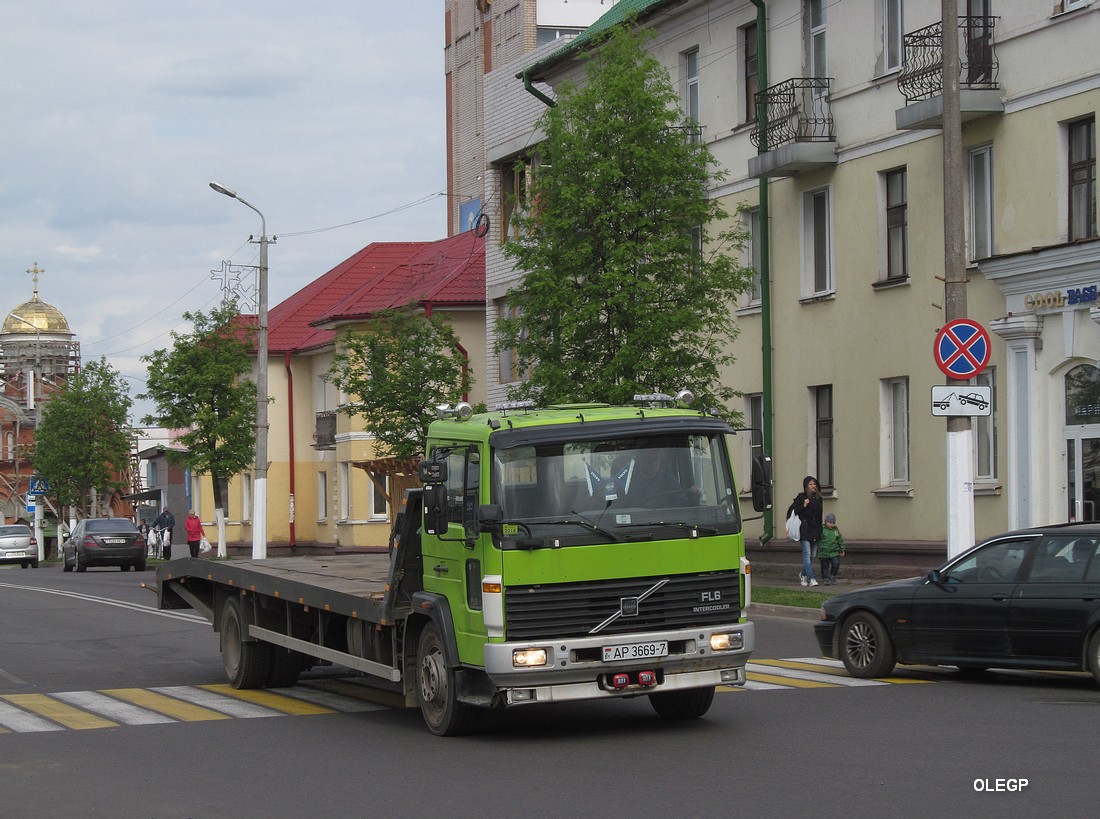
[481,0,1100,549]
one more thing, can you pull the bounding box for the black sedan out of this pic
[62,518,147,572]
[815,523,1100,682]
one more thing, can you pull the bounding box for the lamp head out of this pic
[209,181,237,199]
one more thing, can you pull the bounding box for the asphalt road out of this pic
[1,564,1095,818]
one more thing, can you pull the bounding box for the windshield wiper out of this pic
[538,516,621,542]
[617,521,719,536]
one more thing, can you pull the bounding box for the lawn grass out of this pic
[751,585,833,608]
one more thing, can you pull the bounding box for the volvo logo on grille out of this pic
[589,578,670,634]
[621,596,640,617]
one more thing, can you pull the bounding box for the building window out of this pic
[808,0,827,82]
[803,188,833,295]
[746,207,762,305]
[745,393,764,484]
[370,473,389,520]
[882,377,910,485]
[496,299,529,385]
[1069,116,1097,241]
[886,168,908,280]
[317,471,328,521]
[683,47,700,142]
[883,0,904,73]
[974,368,997,481]
[968,145,994,259]
[241,474,252,522]
[536,27,583,47]
[339,462,351,520]
[814,385,834,489]
[743,23,758,123]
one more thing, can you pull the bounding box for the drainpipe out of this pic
[751,0,774,545]
[285,352,296,550]
[521,68,556,108]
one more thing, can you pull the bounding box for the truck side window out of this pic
[444,447,481,531]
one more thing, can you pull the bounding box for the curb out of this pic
[747,602,822,621]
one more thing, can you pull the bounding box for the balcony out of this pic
[313,410,336,450]
[896,16,1004,130]
[748,78,837,179]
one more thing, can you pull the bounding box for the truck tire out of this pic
[649,685,716,719]
[266,647,303,688]
[416,623,480,736]
[220,596,271,689]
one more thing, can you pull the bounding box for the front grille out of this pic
[504,571,741,641]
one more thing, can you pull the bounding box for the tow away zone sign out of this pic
[931,385,991,417]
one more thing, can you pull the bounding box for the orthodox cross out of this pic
[27,261,44,299]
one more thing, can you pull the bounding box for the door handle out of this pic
[991,594,1009,602]
[433,563,449,575]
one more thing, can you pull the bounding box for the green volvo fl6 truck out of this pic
[156,393,771,735]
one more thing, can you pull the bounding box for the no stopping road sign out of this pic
[934,319,991,379]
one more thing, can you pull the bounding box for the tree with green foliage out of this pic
[33,357,133,515]
[140,302,257,530]
[327,308,473,462]
[496,23,753,411]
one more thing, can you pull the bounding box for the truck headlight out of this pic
[512,647,548,668]
[710,632,743,652]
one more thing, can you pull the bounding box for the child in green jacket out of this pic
[818,513,846,585]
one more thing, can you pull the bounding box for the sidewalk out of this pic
[746,561,930,619]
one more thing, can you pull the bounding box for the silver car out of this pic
[0,524,38,569]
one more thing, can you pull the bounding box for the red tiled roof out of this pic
[266,231,485,354]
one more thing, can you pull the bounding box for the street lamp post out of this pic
[8,311,44,562]
[210,182,271,560]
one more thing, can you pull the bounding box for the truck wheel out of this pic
[220,596,271,689]
[840,612,896,678]
[266,647,303,688]
[416,623,479,736]
[649,685,715,719]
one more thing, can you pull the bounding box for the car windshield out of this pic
[491,431,740,547]
[0,526,30,537]
[86,519,137,533]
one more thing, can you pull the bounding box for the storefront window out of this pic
[1065,364,1100,425]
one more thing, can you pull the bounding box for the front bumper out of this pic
[483,621,754,706]
[814,620,838,658]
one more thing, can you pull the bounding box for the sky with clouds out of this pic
[1,2,447,421]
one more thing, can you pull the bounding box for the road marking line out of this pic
[746,672,840,688]
[0,700,65,732]
[278,684,388,712]
[101,688,232,721]
[151,686,285,718]
[747,663,888,687]
[52,691,177,725]
[199,684,335,715]
[1,694,118,730]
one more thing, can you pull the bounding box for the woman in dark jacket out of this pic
[790,475,823,586]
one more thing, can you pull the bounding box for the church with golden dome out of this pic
[0,263,80,531]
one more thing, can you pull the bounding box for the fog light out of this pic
[611,673,630,689]
[637,670,656,686]
[710,632,743,651]
[512,647,548,668]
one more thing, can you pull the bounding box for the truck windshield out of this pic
[491,432,740,547]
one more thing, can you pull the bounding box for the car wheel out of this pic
[840,612,896,678]
[1086,630,1100,686]
[63,553,73,572]
[76,553,87,573]
[136,560,147,572]
[31,560,39,569]
[649,685,716,719]
[220,596,271,689]
[20,562,28,569]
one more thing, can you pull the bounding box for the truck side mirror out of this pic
[419,459,447,484]
[750,454,773,513]
[422,484,450,536]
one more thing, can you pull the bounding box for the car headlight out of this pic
[512,647,548,668]
[709,632,743,651]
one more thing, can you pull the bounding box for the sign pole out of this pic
[941,0,973,559]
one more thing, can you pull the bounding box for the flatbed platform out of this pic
[157,553,401,624]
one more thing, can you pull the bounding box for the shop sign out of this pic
[1024,285,1098,311]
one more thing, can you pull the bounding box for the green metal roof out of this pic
[523,0,680,82]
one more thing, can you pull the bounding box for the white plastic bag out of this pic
[785,509,801,541]
[199,536,212,555]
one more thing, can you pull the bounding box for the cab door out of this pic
[420,444,486,662]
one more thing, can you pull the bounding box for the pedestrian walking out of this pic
[184,510,206,558]
[818,512,846,585]
[789,475,823,587]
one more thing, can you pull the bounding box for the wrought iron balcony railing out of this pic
[898,16,999,104]
[750,78,834,151]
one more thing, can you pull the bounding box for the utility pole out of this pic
[941,0,974,558]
